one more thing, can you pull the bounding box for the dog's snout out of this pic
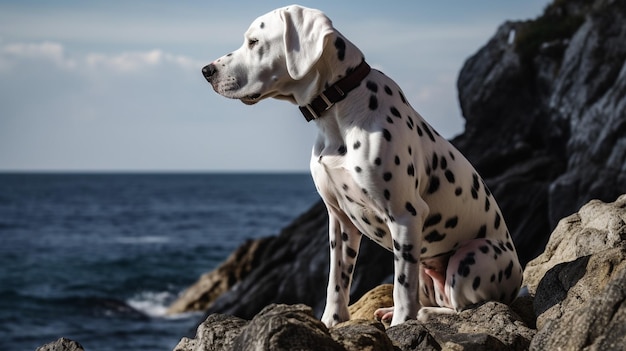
[202,64,217,82]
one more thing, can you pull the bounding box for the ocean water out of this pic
[0,173,320,351]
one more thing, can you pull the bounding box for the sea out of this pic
[0,173,320,351]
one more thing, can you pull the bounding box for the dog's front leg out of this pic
[384,203,427,326]
[321,209,362,327]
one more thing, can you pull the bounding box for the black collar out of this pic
[299,60,371,122]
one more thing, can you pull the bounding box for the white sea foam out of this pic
[127,291,171,318]
[127,291,201,320]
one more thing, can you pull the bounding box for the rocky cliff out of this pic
[453,0,626,263]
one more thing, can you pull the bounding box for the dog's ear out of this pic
[280,6,334,80]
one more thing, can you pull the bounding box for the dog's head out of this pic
[202,5,355,106]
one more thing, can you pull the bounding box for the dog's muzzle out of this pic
[202,64,217,83]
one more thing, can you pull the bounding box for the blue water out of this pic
[0,173,320,351]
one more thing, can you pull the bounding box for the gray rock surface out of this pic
[36,338,85,351]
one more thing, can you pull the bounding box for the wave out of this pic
[126,291,200,320]
[114,236,171,245]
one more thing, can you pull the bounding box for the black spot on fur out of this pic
[421,122,436,142]
[432,154,439,170]
[335,284,340,292]
[427,176,440,194]
[384,189,390,200]
[353,141,361,150]
[440,157,447,170]
[455,187,462,196]
[407,164,415,177]
[383,172,392,182]
[341,232,349,241]
[375,227,386,237]
[445,216,458,229]
[386,116,394,124]
[366,81,378,93]
[479,245,490,254]
[394,155,400,165]
[445,170,455,183]
[472,276,481,290]
[405,202,417,216]
[393,240,401,251]
[504,260,514,279]
[408,146,412,155]
[402,252,418,264]
[457,252,476,277]
[416,125,423,137]
[390,106,401,118]
[346,247,357,258]
[485,197,491,212]
[471,188,479,199]
[495,212,502,229]
[374,157,382,166]
[333,313,340,321]
[260,22,265,29]
[369,95,378,110]
[384,85,393,95]
[338,145,347,155]
[399,91,407,104]
[424,213,442,227]
[406,116,414,130]
[355,166,362,173]
[425,230,446,243]
[334,37,346,61]
[383,129,392,141]
[361,216,371,225]
[476,225,487,238]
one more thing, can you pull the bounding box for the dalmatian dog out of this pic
[202,5,523,327]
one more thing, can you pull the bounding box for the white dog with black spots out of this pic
[202,5,523,327]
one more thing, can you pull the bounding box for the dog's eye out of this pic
[248,38,259,48]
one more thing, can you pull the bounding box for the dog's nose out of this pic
[202,64,217,82]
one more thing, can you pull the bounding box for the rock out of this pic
[231,304,344,351]
[530,266,626,350]
[173,314,247,351]
[523,194,626,295]
[176,301,535,351]
[347,284,393,323]
[330,320,395,351]
[520,194,626,347]
[36,338,84,351]
[453,0,626,265]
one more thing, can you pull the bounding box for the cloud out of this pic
[0,40,204,74]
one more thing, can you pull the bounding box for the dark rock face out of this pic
[453,0,626,265]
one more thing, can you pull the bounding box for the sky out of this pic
[0,0,551,172]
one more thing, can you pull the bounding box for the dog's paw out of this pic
[374,306,394,323]
[417,306,455,322]
[321,307,349,328]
